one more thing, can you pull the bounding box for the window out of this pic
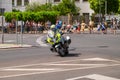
[12,0,14,6]
[17,0,22,6]
[54,0,60,2]
[83,13,89,24]
[83,0,88,1]
[24,0,29,5]
[75,0,80,1]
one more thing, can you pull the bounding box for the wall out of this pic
[0,0,12,12]
[75,0,94,16]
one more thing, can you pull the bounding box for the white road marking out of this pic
[2,68,60,71]
[36,36,48,47]
[81,58,120,63]
[0,57,119,70]
[66,74,120,80]
[0,64,120,79]
[43,57,120,64]
[0,58,84,69]
[0,57,119,79]
[82,57,111,61]
[44,63,106,66]
[0,58,91,69]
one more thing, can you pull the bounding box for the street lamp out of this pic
[0,8,5,44]
[105,0,107,21]
[105,1,107,15]
[99,0,101,24]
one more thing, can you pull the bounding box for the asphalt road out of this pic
[0,33,120,80]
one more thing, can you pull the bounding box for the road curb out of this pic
[0,44,33,49]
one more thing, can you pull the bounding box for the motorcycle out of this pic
[54,35,71,57]
[46,31,71,57]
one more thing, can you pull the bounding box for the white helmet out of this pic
[50,24,56,32]
[50,25,55,29]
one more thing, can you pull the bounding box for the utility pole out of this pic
[104,0,107,21]
[0,8,5,44]
[99,0,101,23]
[105,0,107,20]
[105,0,107,15]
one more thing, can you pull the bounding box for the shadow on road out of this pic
[66,53,81,57]
[55,53,81,57]
[69,47,76,51]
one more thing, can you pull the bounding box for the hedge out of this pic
[4,11,60,23]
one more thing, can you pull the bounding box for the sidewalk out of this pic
[0,44,32,49]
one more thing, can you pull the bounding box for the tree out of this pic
[88,0,119,14]
[26,0,80,16]
[25,2,52,12]
[53,0,80,15]
[12,9,21,12]
[118,0,120,13]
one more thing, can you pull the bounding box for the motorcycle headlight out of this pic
[66,36,71,44]
[66,36,70,40]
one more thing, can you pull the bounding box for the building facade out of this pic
[12,0,29,11]
[29,0,94,16]
[29,0,94,23]
[0,0,94,23]
[0,0,12,12]
[0,0,94,16]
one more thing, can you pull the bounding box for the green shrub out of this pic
[4,11,59,23]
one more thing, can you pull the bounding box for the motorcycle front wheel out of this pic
[58,48,69,57]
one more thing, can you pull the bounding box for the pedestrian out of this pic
[66,24,72,33]
[101,22,106,34]
[112,18,117,35]
[88,20,94,34]
[72,21,78,33]
[61,22,66,33]
[97,23,101,33]
[81,20,86,33]
[77,25,81,33]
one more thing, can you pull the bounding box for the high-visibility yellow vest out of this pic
[47,32,61,45]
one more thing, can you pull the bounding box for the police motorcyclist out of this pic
[46,24,61,52]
